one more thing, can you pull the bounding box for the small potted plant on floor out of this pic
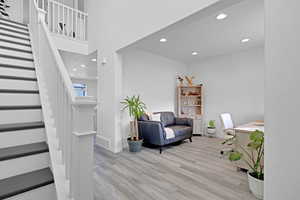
[224,130,264,199]
[121,95,146,152]
[207,120,216,137]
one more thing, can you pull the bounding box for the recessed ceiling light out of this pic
[91,58,97,62]
[192,51,198,56]
[241,38,250,43]
[80,64,86,68]
[160,38,167,43]
[216,13,228,20]
[72,68,77,72]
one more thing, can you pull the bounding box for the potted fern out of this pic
[121,95,146,152]
[223,130,264,199]
[0,0,10,18]
[207,120,216,137]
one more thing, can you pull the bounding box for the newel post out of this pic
[70,99,97,200]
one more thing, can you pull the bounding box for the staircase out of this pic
[0,18,56,199]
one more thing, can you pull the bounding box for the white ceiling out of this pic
[126,0,264,64]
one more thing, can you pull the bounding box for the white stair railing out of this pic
[29,1,95,200]
[36,0,88,41]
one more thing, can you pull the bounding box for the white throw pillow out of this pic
[151,113,161,122]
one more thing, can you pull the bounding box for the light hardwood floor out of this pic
[94,137,257,200]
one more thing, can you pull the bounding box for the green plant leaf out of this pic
[229,151,242,161]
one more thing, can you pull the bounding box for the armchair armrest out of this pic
[138,121,165,146]
[175,117,193,127]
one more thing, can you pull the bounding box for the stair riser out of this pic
[0,48,33,59]
[0,24,28,34]
[6,184,56,200]
[0,79,38,90]
[0,109,42,124]
[0,19,28,30]
[0,29,29,40]
[0,67,36,79]
[0,128,45,148]
[0,152,49,180]
[0,93,40,106]
[0,40,32,52]
[0,34,30,45]
[0,57,33,68]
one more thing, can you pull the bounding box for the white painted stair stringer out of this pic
[29,26,72,200]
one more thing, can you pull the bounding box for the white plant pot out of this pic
[207,128,216,136]
[248,172,264,199]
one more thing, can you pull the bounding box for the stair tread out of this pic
[0,25,29,36]
[0,168,54,199]
[0,105,41,110]
[0,121,44,132]
[0,89,39,94]
[0,45,32,54]
[0,142,48,161]
[0,21,28,32]
[0,75,36,81]
[0,53,33,62]
[0,38,31,47]
[0,18,28,28]
[0,64,34,70]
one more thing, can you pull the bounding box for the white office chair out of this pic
[220,113,235,155]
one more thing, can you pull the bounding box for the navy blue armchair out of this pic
[138,112,193,153]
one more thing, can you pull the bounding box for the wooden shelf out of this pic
[181,95,201,97]
[179,85,202,88]
[177,85,203,118]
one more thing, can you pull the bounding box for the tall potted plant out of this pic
[223,130,264,199]
[121,95,146,152]
[0,0,10,18]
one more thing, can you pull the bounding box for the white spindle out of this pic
[75,12,78,39]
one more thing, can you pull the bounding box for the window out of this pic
[73,83,87,97]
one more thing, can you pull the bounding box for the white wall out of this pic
[121,49,187,145]
[265,0,300,199]
[87,0,223,153]
[188,47,264,137]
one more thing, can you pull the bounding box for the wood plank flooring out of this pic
[94,137,257,200]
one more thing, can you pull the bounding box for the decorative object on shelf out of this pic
[185,76,195,87]
[121,95,146,153]
[0,0,10,18]
[177,84,203,135]
[177,75,184,86]
[207,120,216,137]
[223,130,264,199]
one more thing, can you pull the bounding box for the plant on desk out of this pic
[223,130,264,199]
[121,95,146,152]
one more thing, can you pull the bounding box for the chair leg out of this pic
[189,138,192,142]
[159,147,163,154]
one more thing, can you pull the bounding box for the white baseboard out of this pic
[95,135,111,150]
